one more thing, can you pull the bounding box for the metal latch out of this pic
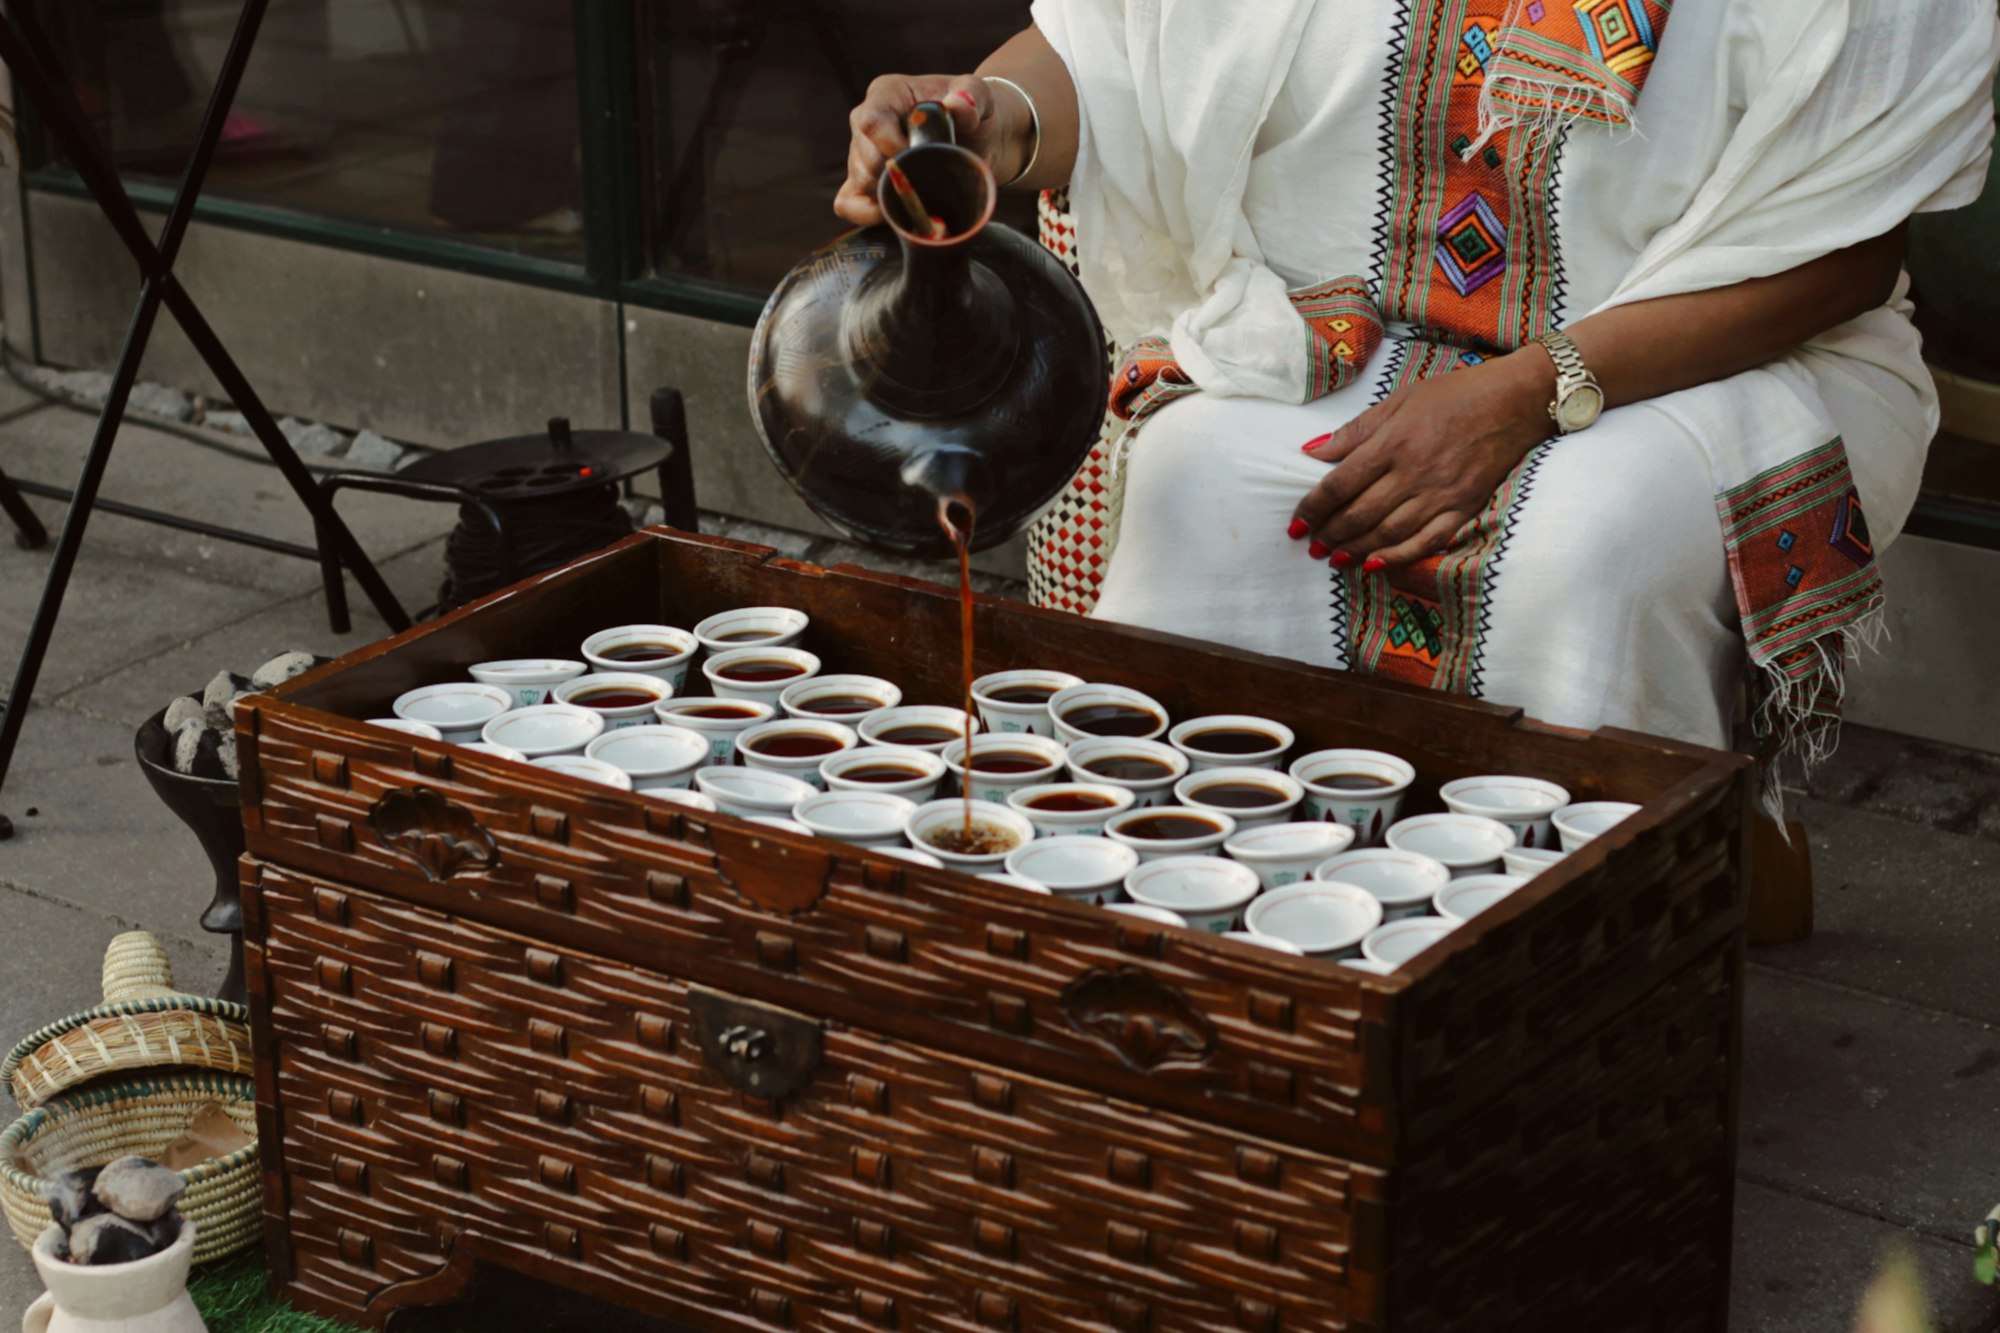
[687,989,824,1101]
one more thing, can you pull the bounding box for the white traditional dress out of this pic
[1024,0,1999,788]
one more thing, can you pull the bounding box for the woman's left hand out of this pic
[1290,351,1555,570]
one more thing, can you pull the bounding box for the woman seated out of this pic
[836,0,2000,799]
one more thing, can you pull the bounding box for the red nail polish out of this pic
[1301,433,1332,453]
[1287,517,1309,540]
[1363,556,1387,574]
[952,89,978,109]
[1308,540,1330,560]
[1330,551,1353,569]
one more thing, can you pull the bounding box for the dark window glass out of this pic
[638,0,1037,292]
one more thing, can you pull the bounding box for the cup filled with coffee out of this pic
[1003,835,1139,906]
[652,697,776,765]
[1124,856,1261,933]
[970,669,1084,736]
[780,674,902,725]
[857,705,982,755]
[1103,805,1237,863]
[1063,737,1189,809]
[1288,749,1417,846]
[1167,714,1296,772]
[555,672,673,731]
[702,646,822,708]
[941,733,1069,805]
[904,799,1035,870]
[693,606,809,655]
[1047,683,1170,746]
[1006,781,1135,839]
[581,625,700,692]
[1174,767,1304,831]
[585,723,711,791]
[735,718,859,790]
[819,747,949,802]
[469,658,587,708]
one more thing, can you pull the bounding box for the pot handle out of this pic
[906,100,955,149]
[21,1292,52,1333]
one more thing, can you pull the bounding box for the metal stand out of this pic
[0,0,410,837]
[0,467,48,549]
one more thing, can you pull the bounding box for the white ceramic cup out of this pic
[970,669,1085,736]
[1221,929,1306,956]
[1289,749,1417,847]
[1502,845,1570,877]
[585,723,710,791]
[531,754,634,790]
[1104,805,1236,863]
[748,816,813,836]
[1312,848,1452,920]
[702,646,822,707]
[858,705,981,754]
[1006,782,1136,839]
[1167,715,1296,772]
[1434,873,1530,924]
[1243,881,1384,958]
[581,624,699,692]
[780,674,902,725]
[1048,682,1171,745]
[456,740,527,763]
[1386,812,1517,878]
[1004,836,1139,905]
[1362,917,1458,968]
[646,788,718,813]
[905,799,1035,870]
[369,718,442,740]
[1440,775,1573,851]
[1124,856,1261,933]
[693,606,809,654]
[481,703,604,758]
[1223,821,1356,891]
[392,681,514,744]
[1063,737,1189,809]
[1105,903,1189,928]
[979,872,1054,894]
[1174,767,1305,831]
[694,765,818,820]
[1552,800,1643,852]
[555,671,674,731]
[1340,957,1400,975]
[876,846,945,868]
[651,697,776,765]
[794,790,918,849]
[942,733,1070,805]
[820,747,948,801]
[735,719,858,790]
[468,658,587,708]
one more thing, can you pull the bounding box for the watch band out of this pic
[1534,328,1603,434]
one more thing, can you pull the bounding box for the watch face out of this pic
[1557,384,1604,433]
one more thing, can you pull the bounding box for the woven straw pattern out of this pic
[1,1072,260,1263]
[100,932,176,1002]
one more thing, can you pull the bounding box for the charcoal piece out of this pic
[92,1155,186,1223]
[218,730,240,781]
[44,1166,104,1233]
[181,728,229,782]
[139,1206,184,1253]
[249,651,317,689]
[201,671,252,730]
[68,1212,166,1265]
[162,694,205,734]
[170,719,207,776]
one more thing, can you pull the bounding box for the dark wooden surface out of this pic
[238,527,1753,1331]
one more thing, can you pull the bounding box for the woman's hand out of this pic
[1290,351,1556,570]
[835,75,1010,226]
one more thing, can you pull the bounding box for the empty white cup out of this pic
[693,606,809,654]
[581,624,699,692]
[1006,782,1135,839]
[794,790,918,849]
[748,816,813,836]
[393,681,515,744]
[646,788,718,813]
[702,646,822,707]
[694,765,817,820]
[943,733,1070,805]
[1440,775,1572,851]
[1502,845,1570,877]
[1340,957,1400,975]
[970,669,1085,736]
[585,723,710,791]
[780,674,902,724]
[1175,767,1305,831]
[1105,903,1189,928]
[1313,848,1451,920]
[555,671,674,731]
[1047,682,1170,745]
[858,705,981,755]
[906,799,1035,870]
[1434,873,1530,924]
[1289,749,1417,847]
[456,740,526,763]
[1243,882,1384,958]
[1552,801,1642,852]
[1004,836,1139,905]
[1362,917,1458,968]
[370,718,443,740]
[1168,715,1296,772]
[652,697,776,765]
[1125,856,1260,934]
[875,846,945,869]
[482,703,604,758]
[531,755,634,791]
[1224,821,1355,890]
[820,747,948,801]
[469,658,587,708]
[1221,930,1306,956]
[736,719,858,790]
[1105,806,1236,863]
[1063,737,1189,809]
[978,872,1053,895]
[1387,812,1517,878]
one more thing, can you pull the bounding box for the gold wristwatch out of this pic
[1534,329,1604,435]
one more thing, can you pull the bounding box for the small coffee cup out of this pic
[531,754,634,790]
[1551,801,1642,852]
[1361,917,1458,968]
[482,703,604,758]
[905,799,1034,870]
[1105,903,1190,929]
[556,672,673,731]
[1341,957,1400,975]
[748,816,813,836]
[456,740,526,763]
[736,719,859,790]
[694,765,817,820]
[1223,821,1355,890]
[820,747,948,801]
[581,624,699,692]
[393,682,514,744]
[647,787,718,813]
[1104,805,1236,863]
[1004,835,1138,905]
[652,697,776,765]
[703,646,822,707]
[794,790,919,849]
[1434,873,1530,924]
[857,705,981,754]
[1289,749,1417,846]
[1242,882,1384,959]
[1440,775,1572,851]
[780,674,902,725]
[693,606,809,654]
[970,669,1084,736]
[978,872,1054,895]
[585,723,710,791]
[1221,930,1306,956]
[1313,848,1451,920]
[370,718,442,740]
[1168,715,1295,772]
[469,658,587,708]
[1501,845,1569,878]
[1006,782,1135,839]
[1385,812,1516,878]
[1063,737,1189,808]
[1048,683,1170,745]
[942,733,1069,805]
[1174,767,1304,831]
[1124,856,1260,934]
[876,846,945,868]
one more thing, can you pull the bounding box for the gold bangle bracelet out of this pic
[984,75,1042,188]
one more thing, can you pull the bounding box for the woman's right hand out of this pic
[836,74,1008,226]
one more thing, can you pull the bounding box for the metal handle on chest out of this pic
[688,990,823,1101]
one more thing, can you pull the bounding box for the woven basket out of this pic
[0,1072,259,1263]
[2,933,250,1109]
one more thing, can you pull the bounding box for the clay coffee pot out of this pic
[748,102,1108,557]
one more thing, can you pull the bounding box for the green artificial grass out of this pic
[188,1253,362,1333]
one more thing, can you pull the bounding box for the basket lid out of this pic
[1,933,249,1100]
